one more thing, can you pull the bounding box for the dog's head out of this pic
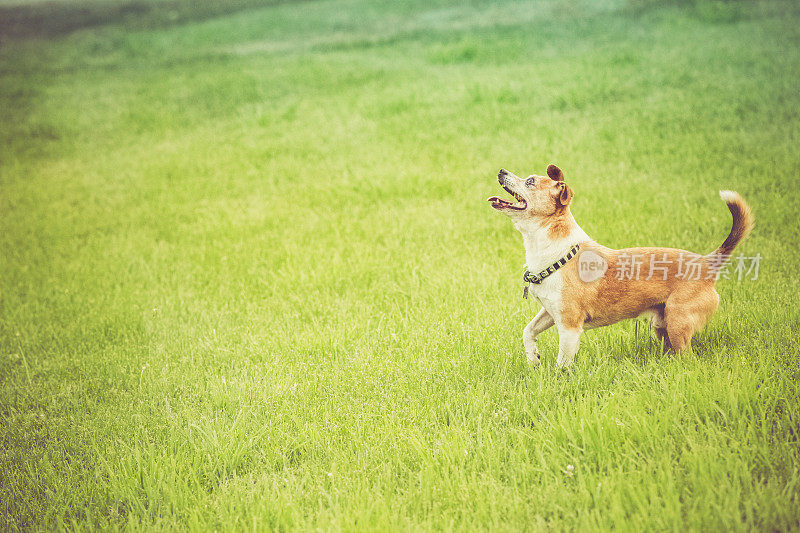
[487,164,573,219]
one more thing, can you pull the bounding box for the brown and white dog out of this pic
[488,165,753,368]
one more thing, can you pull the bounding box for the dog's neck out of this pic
[513,209,590,272]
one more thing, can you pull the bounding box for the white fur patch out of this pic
[719,190,739,204]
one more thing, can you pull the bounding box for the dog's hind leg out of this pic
[664,289,719,352]
[665,312,694,352]
[523,308,554,364]
[644,304,671,350]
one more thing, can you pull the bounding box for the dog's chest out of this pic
[527,273,564,319]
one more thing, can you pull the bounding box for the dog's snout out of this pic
[498,169,507,184]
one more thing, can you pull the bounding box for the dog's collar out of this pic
[523,244,581,286]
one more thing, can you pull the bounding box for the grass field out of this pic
[2,0,800,530]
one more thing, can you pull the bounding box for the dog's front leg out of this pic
[523,308,554,364]
[556,326,582,368]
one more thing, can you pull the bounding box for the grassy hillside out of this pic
[2,0,799,529]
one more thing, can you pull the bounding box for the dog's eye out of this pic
[525,177,536,187]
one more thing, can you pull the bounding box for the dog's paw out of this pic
[556,355,574,369]
[526,347,541,365]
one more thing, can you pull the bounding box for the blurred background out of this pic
[2,0,799,530]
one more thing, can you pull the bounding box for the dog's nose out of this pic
[498,169,507,184]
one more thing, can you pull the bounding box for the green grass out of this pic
[2,0,800,530]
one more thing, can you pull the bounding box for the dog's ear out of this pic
[547,164,564,181]
[557,183,573,207]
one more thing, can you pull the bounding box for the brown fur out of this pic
[715,194,753,257]
[546,205,573,239]
[548,178,574,239]
[547,164,565,181]
[561,244,721,349]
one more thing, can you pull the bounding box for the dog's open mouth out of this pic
[488,186,527,211]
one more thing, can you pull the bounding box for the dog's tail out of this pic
[710,190,753,259]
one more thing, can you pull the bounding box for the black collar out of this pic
[523,244,581,285]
